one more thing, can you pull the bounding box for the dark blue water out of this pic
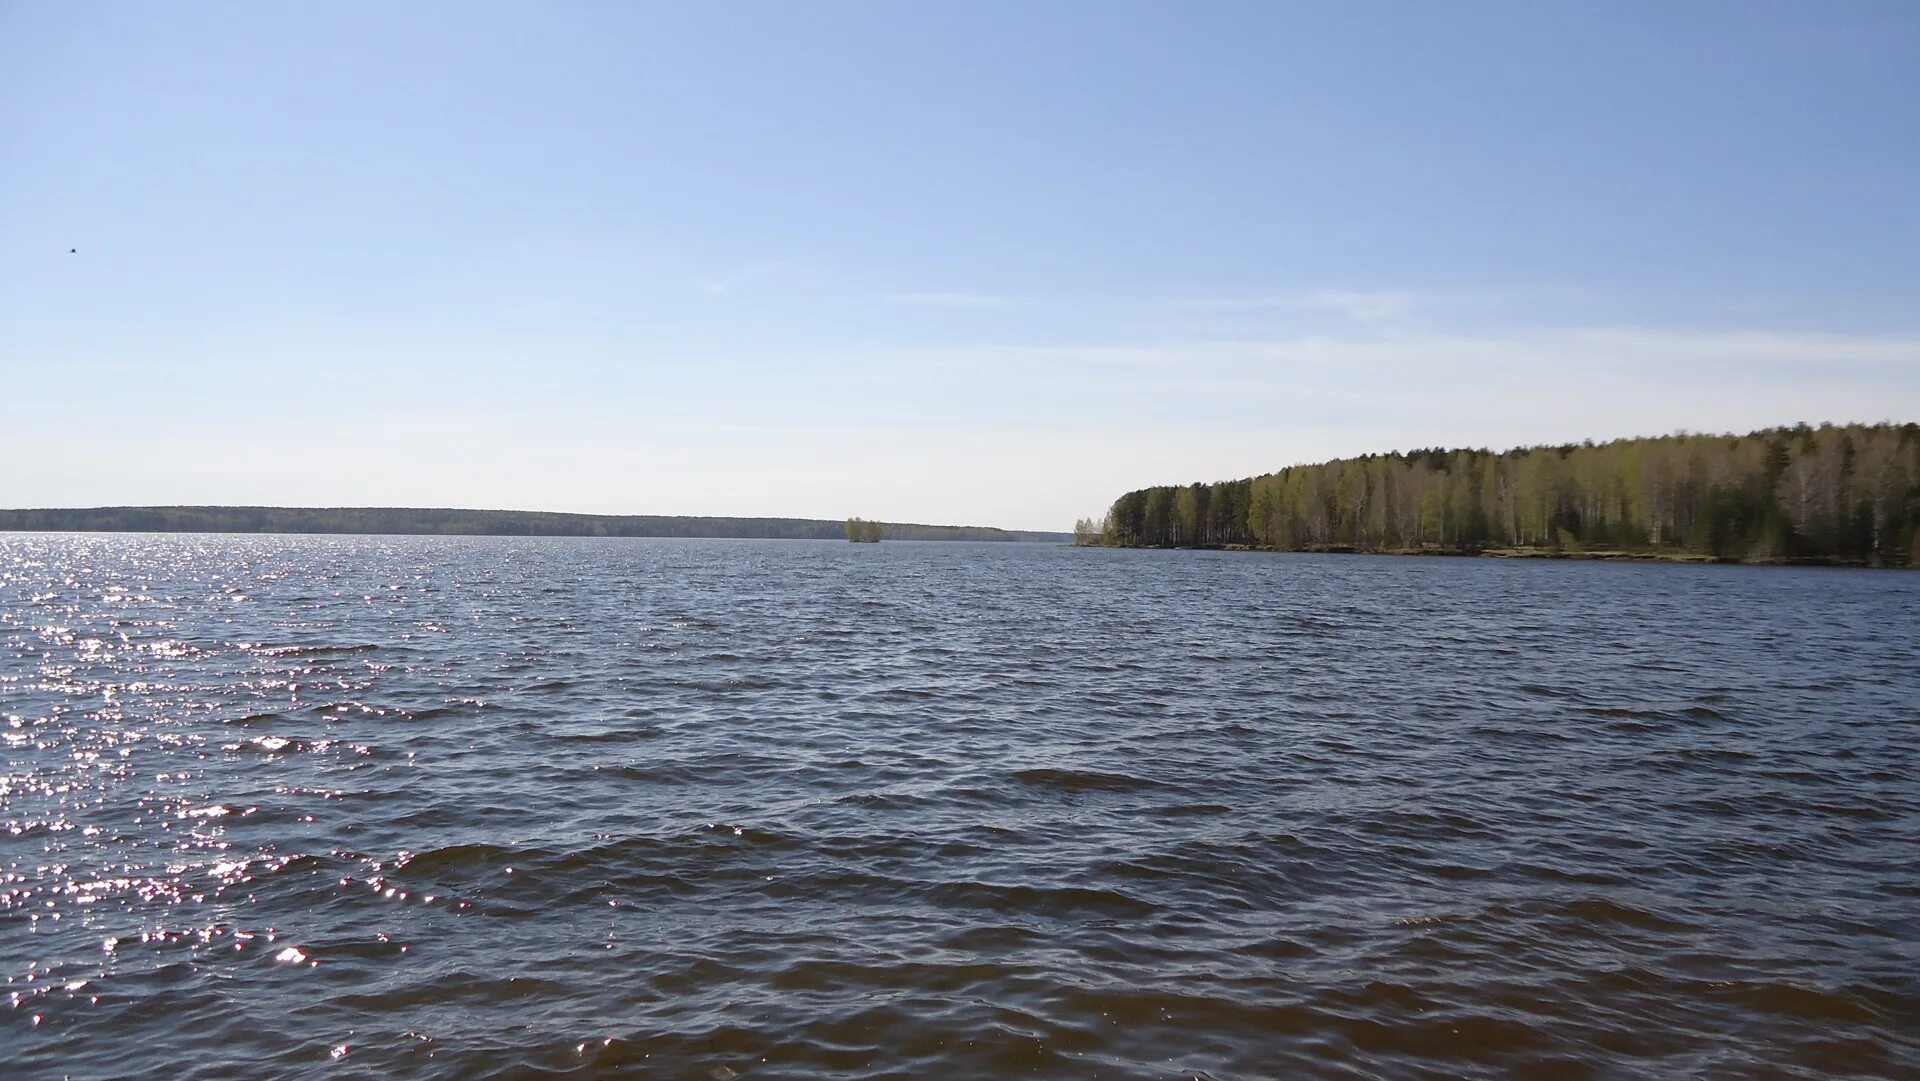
[3,535,1916,1079]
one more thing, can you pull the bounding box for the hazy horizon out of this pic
[4,3,1916,529]
[0,417,1912,536]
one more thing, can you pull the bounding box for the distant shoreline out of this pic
[0,506,1071,544]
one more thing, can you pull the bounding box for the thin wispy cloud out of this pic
[1167,289,1428,318]
[1008,327,1920,371]
[1299,289,1417,321]
[1171,289,1472,322]
[1170,295,1298,312]
[907,328,1920,404]
[886,292,1007,308]
[698,260,802,295]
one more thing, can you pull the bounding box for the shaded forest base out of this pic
[1185,542,1900,567]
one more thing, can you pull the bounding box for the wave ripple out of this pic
[3,534,1917,1079]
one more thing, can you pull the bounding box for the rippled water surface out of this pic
[3,534,1917,1079]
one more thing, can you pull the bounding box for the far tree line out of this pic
[0,506,1063,542]
[1076,423,1920,566]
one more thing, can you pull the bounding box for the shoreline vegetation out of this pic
[845,517,885,543]
[0,506,1069,543]
[1076,422,1920,568]
[1199,542,1860,567]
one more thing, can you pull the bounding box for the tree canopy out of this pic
[1092,423,1920,566]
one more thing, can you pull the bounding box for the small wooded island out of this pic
[1076,422,1920,567]
[845,517,885,543]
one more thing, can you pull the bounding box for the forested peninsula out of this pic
[0,506,1068,543]
[1080,423,1920,567]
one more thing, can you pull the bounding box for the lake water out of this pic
[3,535,1916,1079]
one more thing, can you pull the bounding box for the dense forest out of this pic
[1079,423,1920,566]
[0,506,1066,543]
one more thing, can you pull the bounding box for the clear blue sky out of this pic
[3,2,1915,530]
